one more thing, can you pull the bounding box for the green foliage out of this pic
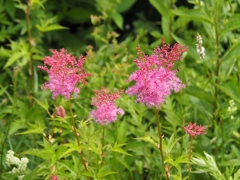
[1,0,240,179]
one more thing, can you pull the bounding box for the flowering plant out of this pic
[38,48,92,99]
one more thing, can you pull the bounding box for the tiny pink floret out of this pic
[50,174,58,180]
[183,122,206,138]
[38,48,92,99]
[126,38,188,108]
[90,88,124,125]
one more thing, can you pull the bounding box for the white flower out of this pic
[6,150,29,177]
[196,32,205,59]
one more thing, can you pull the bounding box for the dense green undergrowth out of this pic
[1,0,240,179]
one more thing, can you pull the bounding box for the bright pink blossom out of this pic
[90,88,124,125]
[126,38,188,108]
[38,48,92,99]
[183,122,206,138]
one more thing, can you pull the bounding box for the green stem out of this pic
[26,0,34,100]
[101,126,105,166]
[213,0,220,129]
[154,107,169,180]
[188,137,193,180]
[68,100,88,172]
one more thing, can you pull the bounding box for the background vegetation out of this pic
[0,0,240,179]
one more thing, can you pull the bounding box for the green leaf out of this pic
[17,123,45,135]
[135,134,158,147]
[172,9,213,24]
[111,143,132,156]
[186,86,214,104]
[117,0,136,12]
[234,168,240,180]
[112,12,123,30]
[220,14,240,37]
[192,152,225,180]
[36,24,68,32]
[97,167,118,179]
[149,0,169,18]
[32,97,49,112]
[189,96,213,118]
[164,134,181,154]
[0,85,8,96]
[31,0,45,9]
[220,41,240,63]
[216,83,240,103]
[66,8,93,23]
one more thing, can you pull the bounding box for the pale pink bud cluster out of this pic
[126,38,188,108]
[183,122,206,138]
[38,48,92,99]
[50,174,59,180]
[56,105,66,118]
[90,88,124,125]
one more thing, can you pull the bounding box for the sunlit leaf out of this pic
[112,12,123,30]
[172,9,213,24]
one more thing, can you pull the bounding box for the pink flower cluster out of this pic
[126,38,188,108]
[38,48,92,99]
[90,88,124,125]
[183,122,206,138]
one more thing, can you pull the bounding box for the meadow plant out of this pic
[126,38,188,178]
[90,88,124,166]
[1,0,240,179]
[38,48,92,99]
[183,123,206,180]
[90,87,124,125]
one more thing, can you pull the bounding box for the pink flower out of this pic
[90,88,124,125]
[50,174,58,180]
[38,48,92,99]
[56,105,66,118]
[183,122,206,138]
[126,38,188,108]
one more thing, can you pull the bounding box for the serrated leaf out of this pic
[165,134,181,154]
[4,51,25,69]
[111,143,132,156]
[172,9,213,24]
[135,134,158,146]
[17,123,45,135]
[97,167,118,179]
[32,97,49,112]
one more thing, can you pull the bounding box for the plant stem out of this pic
[154,107,169,179]
[188,137,193,180]
[26,0,34,100]
[68,100,88,172]
[213,0,220,130]
[101,126,105,166]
